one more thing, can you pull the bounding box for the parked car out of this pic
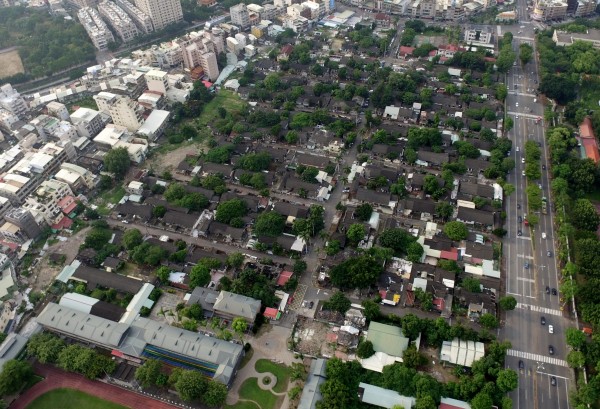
[552,288,557,295]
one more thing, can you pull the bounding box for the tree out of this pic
[122,228,143,250]
[435,202,454,221]
[155,266,170,283]
[26,332,65,364]
[189,264,211,289]
[444,221,468,241]
[203,381,228,407]
[519,43,533,65]
[175,370,208,401]
[216,199,248,225]
[471,392,493,409]
[347,223,366,246]
[254,212,285,237]
[479,313,499,329]
[415,395,437,409]
[402,345,427,369]
[401,314,424,341]
[356,340,375,358]
[293,260,307,274]
[153,205,166,218]
[135,359,162,388]
[462,276,481,292]
[232,317,248,340]
[572,199,600,231]
[355,203,373,222]
[567,350,586,368]
[361,299,381,322]
[323,292,351,314]
[566,327,586,350]
[0,360,32,395]
[227,252,245,269]
[325,239,341,256]
[499,296,517,311]
[103,147,131,179]
[497,369,518,392]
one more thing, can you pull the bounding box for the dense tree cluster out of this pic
[378,228,424,262]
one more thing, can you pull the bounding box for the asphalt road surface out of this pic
[499,20,573,409]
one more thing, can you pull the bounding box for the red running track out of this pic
[10,363,177,409]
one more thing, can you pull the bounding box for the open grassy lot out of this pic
[0,49,24,79]
[197,90,247,127]
[254,359,290,394]
[26,388,129,409]
[236,378,277,409]
[225,400,261,409]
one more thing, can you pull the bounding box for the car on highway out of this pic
[518,216,522,223]
[516,146,520,152]
[524,262,530,269]
[546,286,550,294]
[517,203,521,209]
[521,158,525,164]
[547,251,553,257]
[542,232,547,239]
[549,325,554,334]
[518,230,522,236]
[552,288,558,295]
[551,377,557,386]
[522,170,526,177]
[549,345,554,355]
[541,316,546,325]
[542,164,546,170]
[519,360,525,370]
[516,102,519,107]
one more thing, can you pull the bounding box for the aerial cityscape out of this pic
[0,0,597,407]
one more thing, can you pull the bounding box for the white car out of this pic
[522,170,526,177]
[521,158,525,164]
[516,147,520,152]
[542,232,547,239]
[516,102,519,107]
[549,325,554,334]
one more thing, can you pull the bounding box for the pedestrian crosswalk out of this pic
[507,349,568,367]
[516,303,562,317]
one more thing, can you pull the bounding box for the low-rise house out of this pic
[415,150,449,168]
[440,338,485,368]
[354,188,396,214]
[213,290,261,324]
[207,221,246,242]
[456,206,495,229]
[359,321,416,373]
[358,383,416,409]
[298,359,327,409]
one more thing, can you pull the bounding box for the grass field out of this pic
[26,388,129,409]
[254,359,290,394]
[0,49,24,79]
[237,378,277,409]
[197,90,247,127]
[225,400,261,409]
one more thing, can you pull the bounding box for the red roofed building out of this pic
[437,44,466,58]
[579,116,600,163]
[276,270,293,287]
[399,46,415,58]
[374,13,391,27]
[278,45,293,62]
[58,196,78,216]
[264,307,279,320]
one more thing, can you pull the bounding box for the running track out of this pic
[10,363,177,409]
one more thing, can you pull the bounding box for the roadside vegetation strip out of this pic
[26,388,129,409]
[254,359,290,393]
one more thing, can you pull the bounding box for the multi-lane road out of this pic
[500,20,573,409]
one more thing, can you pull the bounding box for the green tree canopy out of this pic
[444,221,468,241]
[216,199,248,225]
[122,228,143,250]
[572,199,600,231]
[103,147,131,179]
[356,340,375,358]
[26,332,65,364]
[175,370,208,401]
[355,203,373,221]
[346,223,366,246]
[323,292,351,314]
[499,296,517,311]
[0,360,32,395]
[565,327,587,350]
[254,212,285,237]
[135,359,162,388]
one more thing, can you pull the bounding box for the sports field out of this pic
[0,49,24,79]
[26,388,129,409]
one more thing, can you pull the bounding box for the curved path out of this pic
[10,363,176,409]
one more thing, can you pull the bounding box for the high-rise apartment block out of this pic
[98,1,140,42]
[78,7,115,51]
[199,51,219,81]
[94,92,144,132]
[2,208,42,243]
[24,179,73,226]
[0,84,28,119]
[532,0,568,20]
[230,4,250,28]
[133,0,182,30]
[115,0,154,33]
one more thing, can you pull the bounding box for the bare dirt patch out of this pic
[0,49,25,79]
[293,317,334,357]
[421,347,460,384]
[28,227,91,293]
[146,141,208,175]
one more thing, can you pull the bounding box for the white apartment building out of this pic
[94,92,144,132]
[0,84,28,119]
[574,0,595,17]
[46,101,70,121]
[55,162,96,191]
[133,0,183,30]
[145,70,169,94]
[532,0,567,20]
[93,124,148,163]
[0,110,19,132]
[98,1,140,42]
[226,37,242,54]
[115,0,154,33]
[199,51,219,81]
[0,197,12,222]
[0,174,37,206]
[553,29,600,48]
[77,7,115,51]
[70,107,105,138]
[53,121,79,142]
[24,179,73,226]
[230,3,250,28]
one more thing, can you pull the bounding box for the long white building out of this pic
[77,7,115,51]
[115,0,154,33]
[98,1,140,42]
[133,0,182,30]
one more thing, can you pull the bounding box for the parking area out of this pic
[149,290,185,325]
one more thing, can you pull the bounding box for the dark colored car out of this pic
[519,360,524,370]
[552,288,558,295]
[517,204,521,209]
[551,377,557,386]
[541,316,546,325]
[547,251,553,257]
[546,286,550,294]
[518,216,522,223]
[549,345,554,355]
[309,301,314,309]
[524,262,530,269]
[518,230,522,236]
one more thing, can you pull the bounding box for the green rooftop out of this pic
[366,322,410,357]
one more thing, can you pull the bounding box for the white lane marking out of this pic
[516,303,562,316]
[507,349,568,367]
[517,277,535,283]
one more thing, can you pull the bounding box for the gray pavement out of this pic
[499,16,574,409]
